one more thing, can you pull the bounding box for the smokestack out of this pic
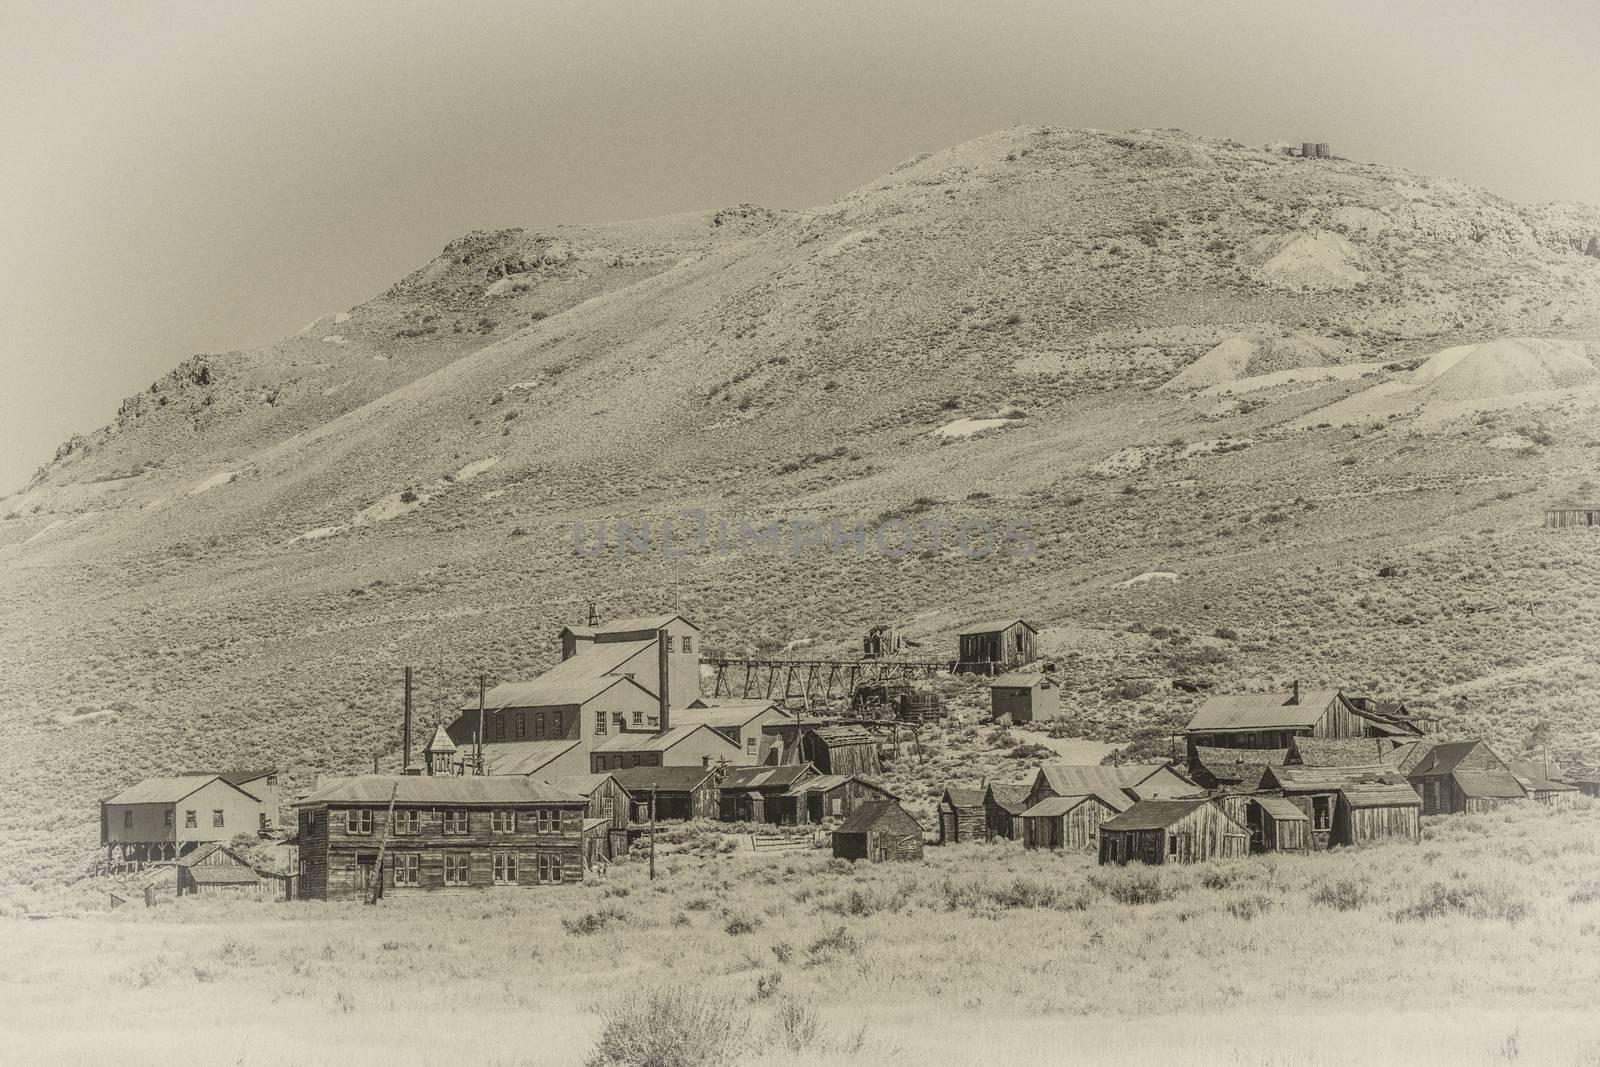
[657,628,671,734]
[403,667,413,770]
[1290,679,1301,705]
[477,674,486,776]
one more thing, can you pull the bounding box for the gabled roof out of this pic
[787,775,897,799]
[1192,746,1289,790]
[294,775,584,807]
[1381,740,1434,776]
[590,723,739,754]
[105,775,250,806]
[1405,740,1494,776]
[722,764,815,791]
[835,799,921,835]
[1252,795,1309,822]
[1100,797,1215,831]
[610,765,718,793]
[1452,770,1526,800]
[983,783,1035,814]
[186,865,261,886]
[1022,794,1111,819]
[464,664,657,713]
[807,725,876,745]
[1187,690,1343,732]
[180,769,275,787]
[959,618,1038,636]
[675,702,788,729]
[1508,762,1576,792]
[1036,763,1193,796]
[594,614,700,634]
[544,773,623,798]
[175,842,251,868]
[481,740,582,776]
[941,786,986,809]
[1289,738,1389,768]
[1339,783,1422,809]
[991,673,1050,689]
[1264,765,1407,794]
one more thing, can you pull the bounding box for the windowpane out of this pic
[213,810,225,828]
[595,710,606,735]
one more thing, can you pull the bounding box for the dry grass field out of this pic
[5,802,1600,1066]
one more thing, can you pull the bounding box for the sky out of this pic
[3,0,1598,493]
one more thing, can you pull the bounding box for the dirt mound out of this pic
[1413,338,1596,401]
[1163,334,1348,391]
[1251,230,1367,289]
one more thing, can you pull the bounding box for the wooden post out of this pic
[476,674,486,776]
[648,787,657,881]
[366,783,398,905]
[403,666,413,770]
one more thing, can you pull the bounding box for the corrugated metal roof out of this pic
[480,740,581,776]
[1339,783,1422,808]
[1187,691,1342,731]
[675,703,787,729]
[105,775,227,805]
[294,775,584,807]
[723,765,814,791]
[595,615,699,634]
[835,799,921,834]
[1037,763,1185,795]
[1021,795,1094,818]
[1453,769,1526,799]
[590,724,737,754]
[610,765,717,793]
[990,673,1049,688]
[1100,797,1214,831]
[180,769,275,787]
[787,775,898,799]
[1252,795,1309,821]
[465,667,657,713]
[959,618,1038,636]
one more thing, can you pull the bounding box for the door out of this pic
[356,854,380,899]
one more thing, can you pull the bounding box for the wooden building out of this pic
[1402,740,1526,814]
[293,775,588,901]
[677,699,791,764]
[956,618,1038,675]
[719,764,818,824]
[1243,795,1310,853]
[988,673,1061,724]
[589,722,743,773]
[983,782,1034,841]
[1021,792,1124,852]
[785,775,897,824]
[831,800,925,863]
[1024,763,1202,811]
[1098,798,1249,865]
[800,725,882,776]
[1336,783,1421,846]
[179,769,281,832]
[937,787,986,844]
[610,765,721,823]
[1545,502,1600,529]
[862,624,904,658]
[172,842,282,897]
[1509,762,1580,807]
[1189,746,1288,792]
[101,775,273,866]
[1186,685,1420,763]
[545,773,632,860]
[1260,765,1412,849]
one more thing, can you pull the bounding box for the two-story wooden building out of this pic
[292,775,587,901]
[101,774,273,866]
[1185,685,1421,767]
[1395,739,1526,814]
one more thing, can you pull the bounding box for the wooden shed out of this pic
[1260,765,1411,849]
[1509,762,1580,807]
[988,673,1061,724]
[545,773,632,860]
[1245,795,1311,853]
[831,800,925,863]
[956,618,1038,675]
[1021,792,1124,851]
[1403,740,1525,814]
[937,786,987,844]
[610,765,721,823]
[786,775,897,825]
[719,764,818,824]
[1097,798,1249,866]
[1336,783,1421,846]
[1545,503,1600,529]
[983,782,1034,841]
[174,842,281,897]
[800,725,881,776]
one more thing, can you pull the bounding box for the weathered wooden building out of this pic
[101,775,273,866]
[174,842,283,897]
[1242,795,1311,853]
[1021,792,1125,851]
[545,773,632,860]
[678,699,791,763]
[1336,783,1421,846]
[1186,685,1420,764]
[179,769,281,832]
[1509,762,1580,807]
[719,764,818,824]
[589,722,744,773]
[1024,763,1203,810]
[956,618,1038,674]
[983,782,1034,841]
[1401,740,1526,814]
[1545,502,1600,529]
[610,765,722,823]
[1286,737,1394,768]
[1260,765,1412,849]
[785,775,897,824]
[831,800,925,863]
[1098,798,1249,865]
[800,725,882,776]
[293,775,588,901]
[988,673,1061,724]
[1189,746,1288,792]
[937,786,986,844]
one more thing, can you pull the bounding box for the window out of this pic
[664,635,675,652]
[123,810,134,829]
[746,735,757,755]
[830,797,843,816]
[394,809,420,835]
[552,711,563,736]
[165,810,174,828]
[1167,834,1179,857]
[595,710,606,735]
[346,809,373,834]
[495,715,505,740]
[535,713,545,740]
[537,854,563,883]
[394,853,419,886]
[212,810,225,829]
[632,708,644,725]
[534,808,555,834]
[443,810,469,835]
[492,852,517,885]
[444,854,469,886]
[516,713,525,739]
[601,796,615,818]
[682,636,692,653]
[1312,795,1332,831]
[491,810,516,834]
[259,812,270,832]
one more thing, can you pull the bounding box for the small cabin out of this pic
[719,763,818,824]
[1260,765,1412,849]
[785,775,897,825]
[800,725,881,776]
[1336,783,1421,846]
[988,673,1060,724]
[831,800,925,863]
[1097,798,1249,865]
[1403,740,1526,814]
[1243,795,1310,853]
[957,618,1038,675]
[1545,503,1600,529]
[1509,762,1579,807]
[610,765,722,823]
[982,782,1034,841]
[1021,792,1124,852]
[937,786,987,844]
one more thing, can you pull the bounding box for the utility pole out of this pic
[648,786,657,881]
[403,666,413,770]
[476,674,486,776]
[366,783,398,906]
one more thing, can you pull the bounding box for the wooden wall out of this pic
[1337,801,1420,846]
[938,800,986,843]
[1022,799,1112,851]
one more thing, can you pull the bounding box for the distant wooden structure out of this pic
[719,764,818,824]
[957,619,1038,675]
[1186,684,1421,766]
[1243,795,1310,853]
[937,786,987,844]
[545,773,632,860]
[100,774,273,867]
[983,782,1033,841]
[988,673,1060,724]
[1336,783,1421,846]
[831,800,925,863]
[800,725,882,776]
[1021,793,1123,852]
[610,765,721,823]
[174,842,283,897]
[1260,765,1413,849]
[785,775,897,824]
[1098,798,1249,865]
[1400,740,1526,814]
[862,624,904,659]
[1509,762,1580,807]
[1545,503,1600,529]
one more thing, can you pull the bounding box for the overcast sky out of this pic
[3,0,1598,493]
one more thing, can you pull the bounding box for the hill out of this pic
[3,126,1600,895]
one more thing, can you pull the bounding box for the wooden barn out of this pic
[719,764,818,824]
[938,786,987,844]
[1186,685,1421,761]
[292,775,588,901]
[1400,740,1526,814]
[786,775,897,824]
[1021,792,1125,852]
[800,725,881,776]
[988,673,1061,724]
[1336,783,1421,846]
[831,800,925,863]
[1509,762,1580,807]
[545,773,632,860]
[956,618,1038,675]
[1545,502,1600,529]
[1098,798,1249,865]
[983,782,1034,841]
[1243,795,1310,853]
[610,765,721,823]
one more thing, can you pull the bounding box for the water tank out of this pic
[1302,142,1316,158]
[1316,143,1331,158]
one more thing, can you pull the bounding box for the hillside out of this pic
[3,126,1600,894]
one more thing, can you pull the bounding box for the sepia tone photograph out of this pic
[3,2,1599,1064]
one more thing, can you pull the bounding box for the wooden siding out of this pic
[990,684,1060,724]
[791,779,894,825]
[958,623,1035,674]
[1098,804,1249,865]
[1022,799,1114,851]
[938,800,986,844]
[802,736,880,776]
[1546,507,1600,529]
[1337,799,1420,846]
[984,796,1024,841]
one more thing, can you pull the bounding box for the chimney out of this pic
[1290,679,1301,705]
[657,628,671,734]
[402,667,413,771]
